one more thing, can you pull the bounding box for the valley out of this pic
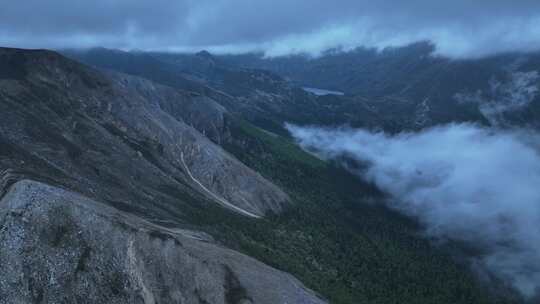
[0,42,537,304]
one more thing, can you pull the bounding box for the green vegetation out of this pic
[189,119,512,304]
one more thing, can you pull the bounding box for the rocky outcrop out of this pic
[0,179,326,304]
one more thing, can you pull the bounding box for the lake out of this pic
[302,87,344,96]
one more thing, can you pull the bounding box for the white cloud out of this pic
[287,123,540,298]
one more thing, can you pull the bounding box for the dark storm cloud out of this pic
[1,1,540,57]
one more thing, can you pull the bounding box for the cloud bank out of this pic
[287,123,540,298]
[1,0,540,58]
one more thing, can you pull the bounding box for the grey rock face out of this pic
[0,180,326,304]
[0,47,288,219]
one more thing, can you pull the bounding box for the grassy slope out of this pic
[193,119,510,304]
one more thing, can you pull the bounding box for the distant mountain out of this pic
[218,41,540,130]
[66,48,480,134]
[66,43,540,135]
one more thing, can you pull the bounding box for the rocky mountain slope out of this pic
[65,48,395,135]
[68,45,540,135]
[0,47,288,221]
[0,179,324,304]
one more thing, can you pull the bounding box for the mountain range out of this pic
[1,43,538,303]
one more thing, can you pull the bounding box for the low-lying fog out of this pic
[287,122,540,298]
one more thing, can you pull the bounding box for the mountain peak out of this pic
[0,47,61,80]
[0,47,110,92]
[196,50,213,59]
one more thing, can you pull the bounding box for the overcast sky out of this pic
[1,0,540,58]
